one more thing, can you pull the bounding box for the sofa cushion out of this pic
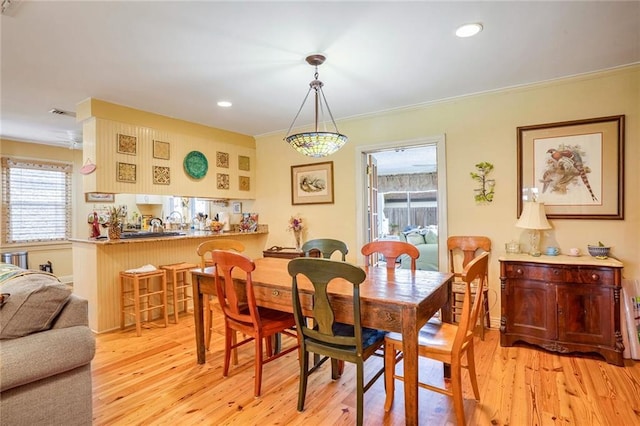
[406,232,426,245]
[424,229,438,244]
[0,274,71,339]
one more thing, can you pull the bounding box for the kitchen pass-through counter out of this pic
[70,227,268,333]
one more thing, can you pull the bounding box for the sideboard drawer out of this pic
[504,263,564,282]
[566,268,615,285]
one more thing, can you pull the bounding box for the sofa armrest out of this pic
[52,294,88,329]
[0,326,95,392]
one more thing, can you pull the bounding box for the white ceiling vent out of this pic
[49,108,76,118]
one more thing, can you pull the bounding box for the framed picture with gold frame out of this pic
[517,115,624,219]
[291,161,334,205]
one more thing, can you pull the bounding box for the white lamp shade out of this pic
[516,201,552,230]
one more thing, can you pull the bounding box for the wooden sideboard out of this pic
[499,254,624,366]
[262,246,305,259]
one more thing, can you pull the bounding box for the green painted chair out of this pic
[288,257,386,426]
[301,238,349,261]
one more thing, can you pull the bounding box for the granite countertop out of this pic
[70,225,268,245]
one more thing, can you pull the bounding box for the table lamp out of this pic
[516,201,552,256]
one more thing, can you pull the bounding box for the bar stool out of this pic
[160,262,198,323]
[119,269,168,336]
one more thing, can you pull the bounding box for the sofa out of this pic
[398,227,439,271]
[0,262,95,426]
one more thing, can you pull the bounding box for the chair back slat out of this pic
[454,252,489,349]
[210,250,259,329]
[361,240,420,271]
[302,238,349,261]
[197,239,245,269]
[288,258,366,349]
[447,236,490,276]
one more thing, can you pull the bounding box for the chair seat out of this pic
[330,322,387,349]
[386,321,473,355]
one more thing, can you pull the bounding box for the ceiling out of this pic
[1,1,639,155]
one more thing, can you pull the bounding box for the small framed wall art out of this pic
[232,202,242,214]
[239,176,250,191]
[216,151,229,168]
[153,140,170,160]
[153,166,170,185]
[291,161,334,205]
[117,134,137,155]
[85,192,115,203]
[217,173,230,189]
[116,162,137,183]
[238,155,250,171]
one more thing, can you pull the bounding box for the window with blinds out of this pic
[1,157,72,243]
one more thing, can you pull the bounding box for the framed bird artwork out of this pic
[517,115,624,220]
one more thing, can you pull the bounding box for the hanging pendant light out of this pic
[284,54,348,157]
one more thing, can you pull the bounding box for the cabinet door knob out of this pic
[591,274,599,281]
[516,268,523,275]
[553,269,561,276]
[271,289,280,297]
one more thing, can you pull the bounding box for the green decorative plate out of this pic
[184,151,208,179]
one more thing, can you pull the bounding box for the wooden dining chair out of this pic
[288,257,386,426]
[383,251,489,426]
[211,250,299,397]
[196,239,246,355]
[361,240,420,271]
[447,236,491,339]
[301,238,348,260]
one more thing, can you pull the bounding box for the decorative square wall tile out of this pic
[117,134,137,155]
[217,173,230,189]
[153,166,170,185]
[239,176,250,191]
[116,162,136,182]
[216,151,229,168]
[153,140,170,160]
[238,155,250,171]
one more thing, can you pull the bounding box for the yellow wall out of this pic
[254,66,640,317]
[2,66,638,321]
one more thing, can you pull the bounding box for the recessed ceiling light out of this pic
[456,23,483,38]
[217,101,232,108]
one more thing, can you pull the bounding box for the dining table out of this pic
[191,257,453,425]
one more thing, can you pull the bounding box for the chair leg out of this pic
[466,343,480,400]
[356,361,364,426]
[171,270,179,323]
[383,341,396,412]
[204,302,213,350]
[222,324,232,377]
[483,290,491,328]
[298,348,309,412]
[331,358,340,380]
[450,359,466,426]
[254,335,264,397]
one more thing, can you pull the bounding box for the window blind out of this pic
[1,157,72,243]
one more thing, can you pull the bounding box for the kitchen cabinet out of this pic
[136,194,164,205]
[499,254,624,366]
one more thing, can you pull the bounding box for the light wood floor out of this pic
[92,314,640,425]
